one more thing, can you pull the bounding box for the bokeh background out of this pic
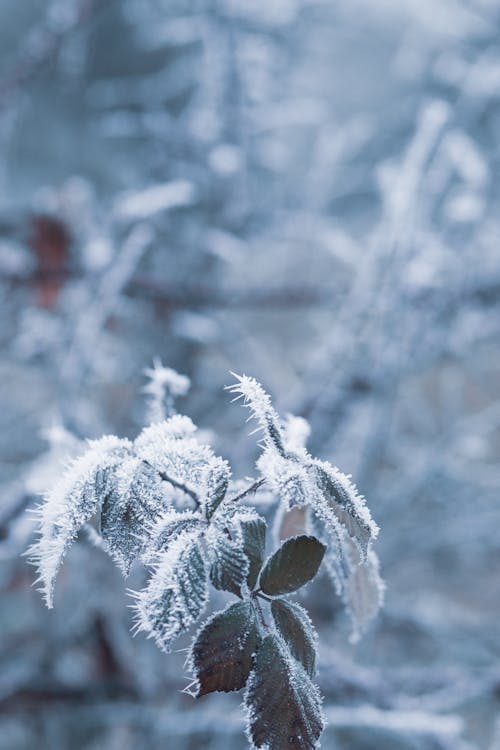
[1,1,500,748]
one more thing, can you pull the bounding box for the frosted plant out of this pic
[29,367,383,750]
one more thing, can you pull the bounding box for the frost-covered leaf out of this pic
[258,452,310,509]
[133,530,208,652]
[313,462,378,556]
[209,529,249,597]
[29,436,131,608]
[240,514,266,590]
[135,417,230,512]
[271,599,317,676]
[282,414,311,453]
[202,457,231,519]
[344,543,385,643]
[189,600,260,696]
[227,374,286,456]
[100,456,171,574]
[310,511,384,641]
[244,634,324,750]
[259,535,326,596]
[143,509,202,562]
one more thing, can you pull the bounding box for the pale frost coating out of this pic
[141,509,202,562]
[132,529,208,653]
[229,373,383,640]
[29,435,131,607]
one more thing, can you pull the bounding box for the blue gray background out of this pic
[1,1,499,748]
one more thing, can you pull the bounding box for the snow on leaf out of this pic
[209,527,250,598]
[259,535,326,596]
[132,530,208,653]
[226,374,285,456]
[312,461,378,556]
[282,414,311,453]
[135,417,229,511]
[201,457,231,519]
[244,634,324,750]
[257,451,310,509]
[189,600,260,696]
[29,435,131,608]
[100,456,172,574]
[142,509,202,563]
[271,599,318,676]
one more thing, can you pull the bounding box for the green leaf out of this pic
[271,599,317,676]
[210,530,249,597]
[259,535,326,596]
[244,634,324,750]
[190,600,260,696]
[241,516,266,590]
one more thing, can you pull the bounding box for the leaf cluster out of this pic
[29,367,383,750]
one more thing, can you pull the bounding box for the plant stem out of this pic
[228,477,266,503]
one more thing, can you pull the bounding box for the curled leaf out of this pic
[29,436,131,608]
[227,374,286,456]
[313,462,378,557]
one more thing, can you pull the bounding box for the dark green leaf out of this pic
[241,516,266,590]
[244,634,324,749]
[190,600,260,696]
[271,599,317,676]
[210,531,249,597]
[259,535,326,596]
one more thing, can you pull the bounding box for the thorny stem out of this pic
[228,477,266,503]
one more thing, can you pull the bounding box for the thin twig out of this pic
[228,477,266,503]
